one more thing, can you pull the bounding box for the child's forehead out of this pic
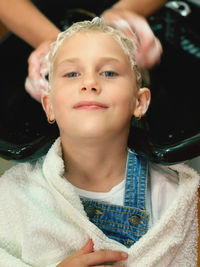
[58,31,118,50]
[54,30,127,63]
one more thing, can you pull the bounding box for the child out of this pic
[0,17,199,267]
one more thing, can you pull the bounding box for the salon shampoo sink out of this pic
[0,1,199,164]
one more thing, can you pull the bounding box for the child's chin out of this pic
[74,125,111,139]
[79,128,108,138]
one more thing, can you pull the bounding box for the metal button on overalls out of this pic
[85,205,96,219]
[129,214,141,226]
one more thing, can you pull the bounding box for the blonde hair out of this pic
[47,17,142,89]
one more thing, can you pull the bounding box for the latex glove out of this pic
[101,8,163,69]
[24,40,51,102]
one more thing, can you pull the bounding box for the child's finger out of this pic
[78,238,94,254]
[82,249,128,266]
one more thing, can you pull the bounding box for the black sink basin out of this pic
[0,0,199,164]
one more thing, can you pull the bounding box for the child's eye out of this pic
[64,72,79,78]
[102,71,118,77]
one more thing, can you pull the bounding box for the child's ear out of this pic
[133,87,151,119]
[41,93,55,122]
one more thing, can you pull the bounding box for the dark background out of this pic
[0,0,199,163]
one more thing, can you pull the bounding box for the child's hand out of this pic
[57,239,128,267]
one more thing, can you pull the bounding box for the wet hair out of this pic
[47,17,142,89]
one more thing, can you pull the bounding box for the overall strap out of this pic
[124,150,148,210]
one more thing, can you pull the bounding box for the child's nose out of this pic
[81,86,100,93]
[80,74,101,94]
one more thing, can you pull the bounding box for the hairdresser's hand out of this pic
[101,8,162,69]
[24,40,52,102]
[57,239,128,267]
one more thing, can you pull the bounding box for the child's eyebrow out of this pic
[57,57,122,67]
[98,57,123,65]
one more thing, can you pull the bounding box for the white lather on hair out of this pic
[46,17,142,91]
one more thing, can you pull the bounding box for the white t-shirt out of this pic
[74,179,126,205]
[73,163,179,226]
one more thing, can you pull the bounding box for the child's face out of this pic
[42,31,149,140]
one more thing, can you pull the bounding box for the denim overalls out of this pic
[81,149,150,248]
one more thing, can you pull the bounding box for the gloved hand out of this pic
[101,7,162,69]
[24,40,51,102]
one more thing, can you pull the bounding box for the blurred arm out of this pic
[113,0,166,17]
[0,0,60,47]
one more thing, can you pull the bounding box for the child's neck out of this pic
[62,137,128,192]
